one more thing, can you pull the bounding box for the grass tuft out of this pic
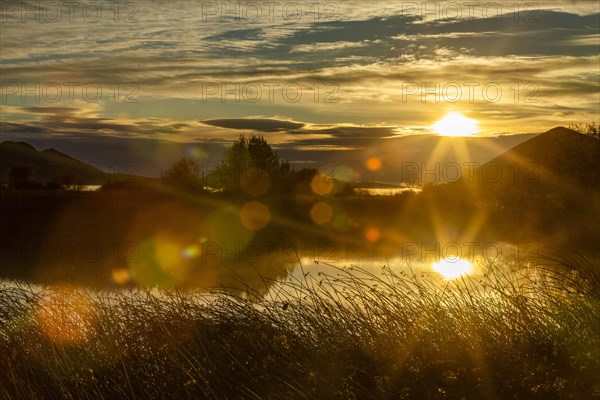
[1,257,599,399]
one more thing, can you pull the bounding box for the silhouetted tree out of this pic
[215,135,291,195]
[569,122,599,139]
[8,164,38,189]
[48,173,81,190]
[585,123,599,139]
[161,158,203,191]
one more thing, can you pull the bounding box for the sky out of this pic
[0,0,599,181]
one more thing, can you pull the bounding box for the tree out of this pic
[215,135,291,194]
[585,123,599,139]
[569,122,599,139]
[49,173,81,190]
[161,158,202,191]
[9,164,38,189]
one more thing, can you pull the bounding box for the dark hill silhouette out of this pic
[434,126,600,250]
[0,141,138,185]
[467,127,599,193]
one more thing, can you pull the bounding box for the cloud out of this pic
[22,107,81,115]
[202,118,305,132]
[292,126,399,138]
[0,106,201,139]
[200,118,400,140]
[291,41,371,53]
[0,2,598,164]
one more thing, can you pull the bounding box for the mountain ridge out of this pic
[467,126,600,193]
[0,141,127,184]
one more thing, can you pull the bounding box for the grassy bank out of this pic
[1,256,599,399]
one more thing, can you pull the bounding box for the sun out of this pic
[432,112,479,137]
[432,257,473,280]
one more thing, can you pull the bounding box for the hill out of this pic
[441,127,600,249]
[0,141,137,185]
[468,127,599,193]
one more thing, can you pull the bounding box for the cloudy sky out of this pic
[0,0,598,181]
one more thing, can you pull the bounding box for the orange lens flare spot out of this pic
[310,201,333,225]
[366,157,382,171]
[112,268,131,285]
[35,287,97,345]
[310,174,334,196]
[240,201,271,230]
[365,227,381,242]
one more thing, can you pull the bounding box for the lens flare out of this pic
[35,287,97,344]
[182,245,201,260]
[311,174,334,196]
[336,165,356,181]
[365,227,381,242]
[112,268,131,285]
[239,201,271,230]
[130,232,196,287]
[310,201,333,225]
[366,157,382,171]
[202,206,253,248]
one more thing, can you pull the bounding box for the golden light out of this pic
[366,157,382,171]
[201,205,253,251]
[239,201,271,230]
[432,257,473,280]
[112,268,131,285]
[154,237,182,273]
[129,232,195,287]
[182,244,201,259]
[365,227,381,242]
[310,201,333,225]
[432,112,479,137]
[311,174,335,196]
[35,287,97,344]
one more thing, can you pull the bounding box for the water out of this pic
[355,187,421,196]
[0,241,540,300]
[79,185,102,191]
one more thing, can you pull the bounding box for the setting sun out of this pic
[432,112,479,137]
[432,257,474,280]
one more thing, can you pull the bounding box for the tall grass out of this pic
[1,256,599,399]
